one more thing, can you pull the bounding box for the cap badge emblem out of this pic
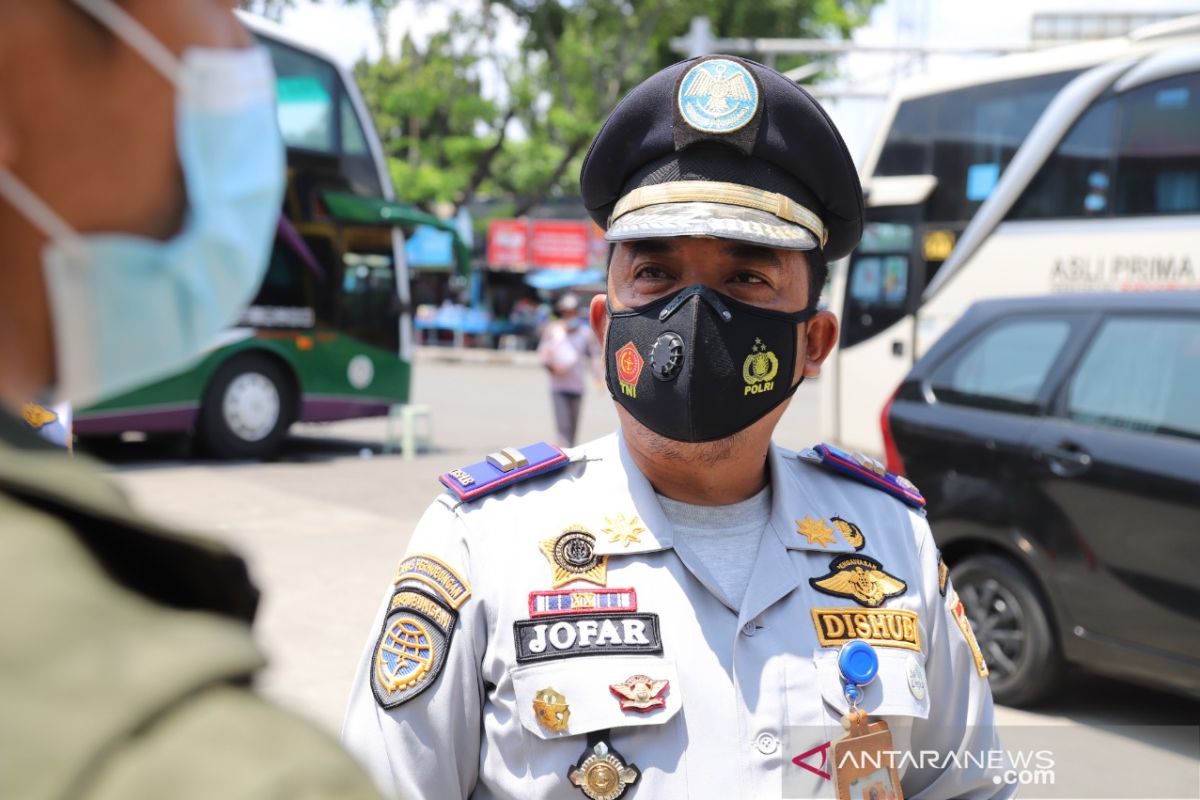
[678,58,759,134]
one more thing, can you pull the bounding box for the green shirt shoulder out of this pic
[0,414,383,800]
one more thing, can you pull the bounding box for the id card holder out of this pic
[831,709,904,800]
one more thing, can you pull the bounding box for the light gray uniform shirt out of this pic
[343,432,1011,800]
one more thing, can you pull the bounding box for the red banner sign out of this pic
[487,219,529,269]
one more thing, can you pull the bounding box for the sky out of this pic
[271,0,1200,162]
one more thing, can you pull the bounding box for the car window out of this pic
[1067,316,1200,442]
[931,317,1073,412]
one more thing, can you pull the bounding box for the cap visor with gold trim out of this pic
[605,178,826,252]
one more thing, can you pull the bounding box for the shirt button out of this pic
[755,732,779,755]
[741,621,757,637]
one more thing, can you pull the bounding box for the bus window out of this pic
[264,39,338,153]
[341,252,400,353]
[842,221,915,347]
[876,71,1080,225]
[1008,98,1116,219]
[340,93,385,198]
[1115,72,1200,216]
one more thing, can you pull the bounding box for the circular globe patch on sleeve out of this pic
[677,58,760,134]
[371,602,455,708]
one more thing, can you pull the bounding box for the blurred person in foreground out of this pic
[343,55,1008,799]
[537,293,601,447]
[0,2,382,798]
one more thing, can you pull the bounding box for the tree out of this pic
[255,0,882,215]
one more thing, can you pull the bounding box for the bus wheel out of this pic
[199,353,295,460]
[950,554,1061,707]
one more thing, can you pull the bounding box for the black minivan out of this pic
[884,293,1200,706]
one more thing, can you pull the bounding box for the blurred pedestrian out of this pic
[0,2,381,798]
[537,293,600,446]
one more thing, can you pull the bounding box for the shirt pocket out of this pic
[508,656,688,797]
[815,647,930,720]
[511,655,683,741]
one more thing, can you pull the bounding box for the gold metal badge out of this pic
[830,516,865,550]
[950,590,989,678]
[742,338,779,396]
[811,607,922,652]
[533,687,571,733]
[610,674,669,712]
[540,527,608,588]
[602,513,645,548]
[810,554,907,607]
[797,516,837,548]
[569,739,640,800]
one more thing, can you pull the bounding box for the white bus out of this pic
[823,16,1200,460]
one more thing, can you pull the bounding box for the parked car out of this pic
[883,292,1200,705]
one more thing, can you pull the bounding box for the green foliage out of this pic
[247,0,882,214]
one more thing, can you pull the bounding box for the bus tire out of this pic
[949,553,1061,707]
[198,352,296,460]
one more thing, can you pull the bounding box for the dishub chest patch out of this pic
[514,613,663,664]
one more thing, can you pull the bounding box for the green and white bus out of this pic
[75,13,461,458]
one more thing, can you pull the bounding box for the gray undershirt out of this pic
[656,485,772,610]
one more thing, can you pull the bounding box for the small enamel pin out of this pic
[533,686,571,733]
[569,734,640,800]
[609,674,669,712]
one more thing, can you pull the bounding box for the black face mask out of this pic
[605,284,817,443]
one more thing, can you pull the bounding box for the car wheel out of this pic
[950,554,1061,707]
[199,353,295,460]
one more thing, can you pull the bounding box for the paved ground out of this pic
[100,352,1198,795]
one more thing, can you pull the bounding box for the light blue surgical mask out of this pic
[0,0,284,405]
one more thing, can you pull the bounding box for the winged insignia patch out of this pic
[809,554,907,608]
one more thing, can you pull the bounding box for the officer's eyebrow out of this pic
[627,240,678,259]
[723,242,784,270]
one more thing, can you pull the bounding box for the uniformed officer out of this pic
[0,2,382,797]
[343,55,1010,799]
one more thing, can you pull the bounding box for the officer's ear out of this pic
[589,293,609,343]
[800,310,839,379]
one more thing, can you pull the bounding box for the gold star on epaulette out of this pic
[797,516,836,547]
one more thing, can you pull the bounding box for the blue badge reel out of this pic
[838,640,879,705]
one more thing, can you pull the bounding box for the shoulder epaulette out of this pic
[807,443,926,509]
[438,442,570,502]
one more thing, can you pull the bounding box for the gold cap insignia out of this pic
[609,674,669,712]
[569,739,640,800]
[533,686,571,733]
[540,527,608,588]
[809,554,907,608]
